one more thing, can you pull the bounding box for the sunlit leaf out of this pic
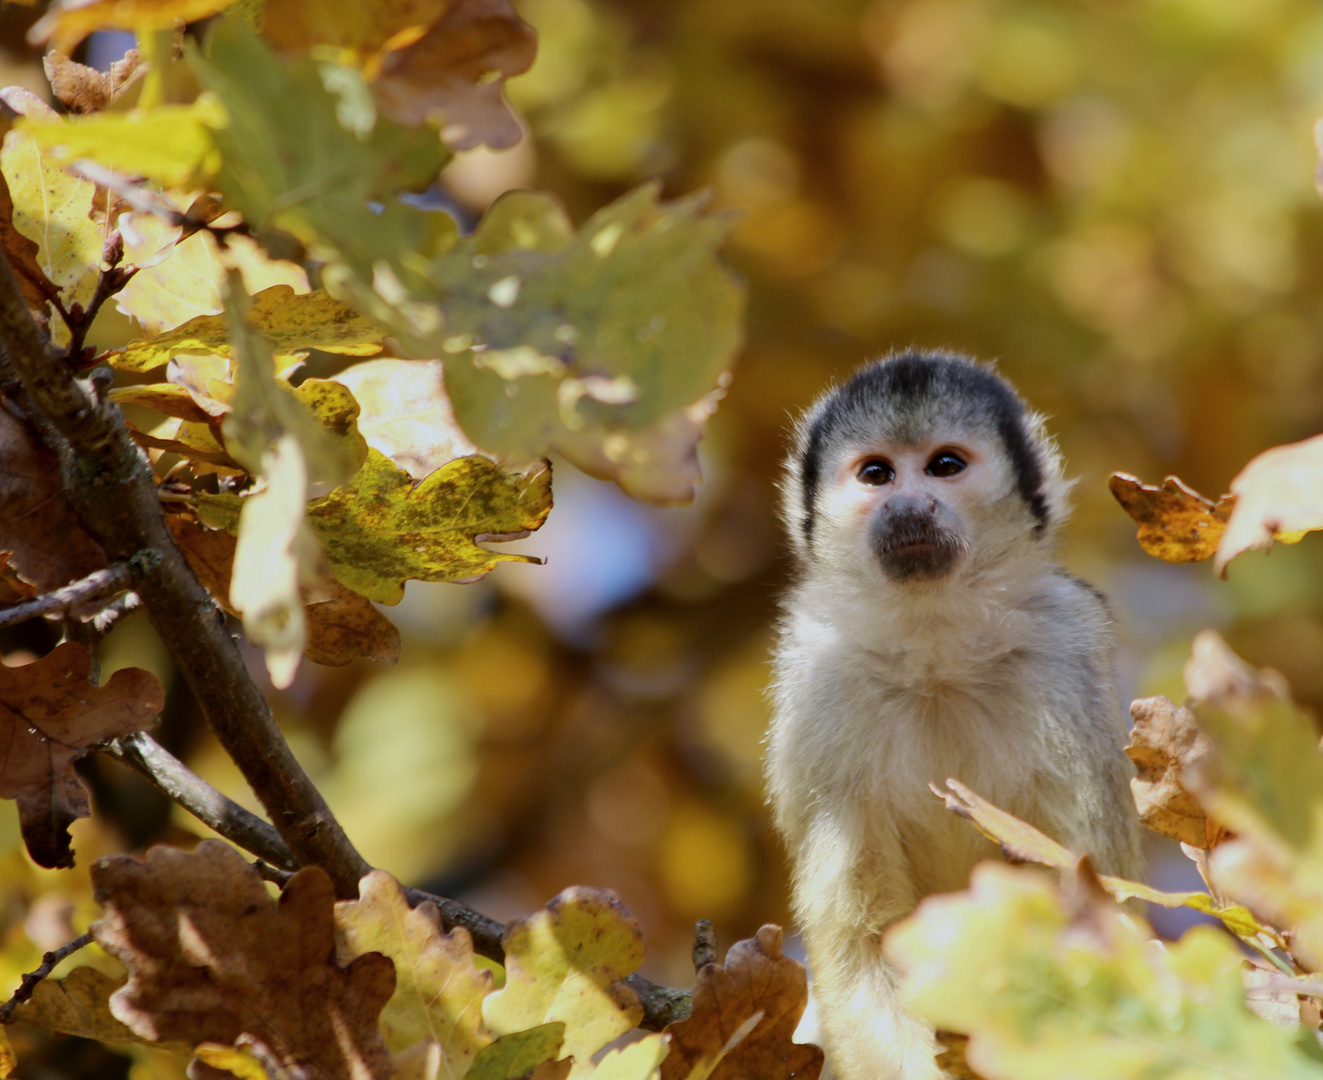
[1126,695,1229,849]
[19,95,225,188]
[482,887,644,1077]
[1108,473,1233,564]
[1214,435,1323,575]
[29,0,238,55]
[886,863,1323,1080]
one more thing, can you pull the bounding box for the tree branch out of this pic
[104,731,298,872]
[0,248,371,898]
[0,561,136,629]
[0,932,94,1024]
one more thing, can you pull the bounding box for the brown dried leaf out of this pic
[1108,472,1233,563]
[169,516,401,667]
[1214,434,1323,576]
[660,925,823,1080]
[373,0,537,151]
[0,642,163,868]
[1126,696,1227,849]
[935,1033,986,1080]
[42,50,144,114]
[0,399,107,595]
[91,840,396,1079]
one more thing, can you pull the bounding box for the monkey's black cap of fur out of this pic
[796,349,1050,547]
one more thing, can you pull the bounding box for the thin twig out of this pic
[0,932,94,1024]
[0,561,136,629]
[0,247,371,898]
[105,731,298,871]
[89,590,143,633]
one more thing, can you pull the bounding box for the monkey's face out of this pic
[820,433,1013,584]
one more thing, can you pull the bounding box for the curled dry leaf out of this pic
[0,642,163,868]
[661,924,821,1080]
[1214,434,1323,576]
[43,50,144,114]
[169,515,401,667]
[482,886,645,1076]
[373,0,537,151]
[0,400,107,597]
[1108,473,1233,564]
[14,967,143,1046]
[334,869,493,1063]
[1126,696,1227,849]
[933,778,1265,939]
[91,840,396,1079]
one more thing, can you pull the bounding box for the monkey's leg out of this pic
[792,815,947,1080]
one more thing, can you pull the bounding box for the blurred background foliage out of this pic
[5,2,1323,1071]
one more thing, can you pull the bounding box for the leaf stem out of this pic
[0,932,94,1024]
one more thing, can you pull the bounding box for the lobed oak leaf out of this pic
[28,0,239,56]
[334,869,493,1063]
[43,50,144,114]
[660,925,821,1080]
[482,887,644,1077]
[1214,434,1323,576]
[0,642,163,868]
[91,839,396,1079]
[169,516,400,668]
[1126,696,1227,849]
[113,286,387,373]
[372,0,537,151]
[1108,472,1233,564]
[0,399,107,598]
[423,184,743,506]
[200,451,552,604]
[592,1035,670,1080]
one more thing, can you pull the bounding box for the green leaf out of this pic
[466,1025,565,1080]
[113,285,387,372]
[886,863,1323,1080]
[18,96,225,188]
[420,184,743,504]
[188,24,450,265]
[199,450,551,604]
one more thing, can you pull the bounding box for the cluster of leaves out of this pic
[3,841,819,1080]
[870,444,1323,1079]
[0,0,766,1077]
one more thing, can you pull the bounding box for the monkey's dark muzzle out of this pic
[870,513,962,582]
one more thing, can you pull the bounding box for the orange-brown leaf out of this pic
[373,0,536,151]
[0,642,163,868]
[1108,472,1233,563]
[660,924,823,1080]
[1126,696,1228,849]
[169,516,401,667]
[91,840,396,1079]
[42,50,144,114]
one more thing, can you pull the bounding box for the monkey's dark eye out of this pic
[857,460,894,486]
[926,452,967,478]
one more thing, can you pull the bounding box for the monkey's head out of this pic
[783,350,1069,589]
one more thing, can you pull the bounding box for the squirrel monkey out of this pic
[767,350,1142,1080]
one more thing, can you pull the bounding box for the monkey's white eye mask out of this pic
[816,432,1023,583]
